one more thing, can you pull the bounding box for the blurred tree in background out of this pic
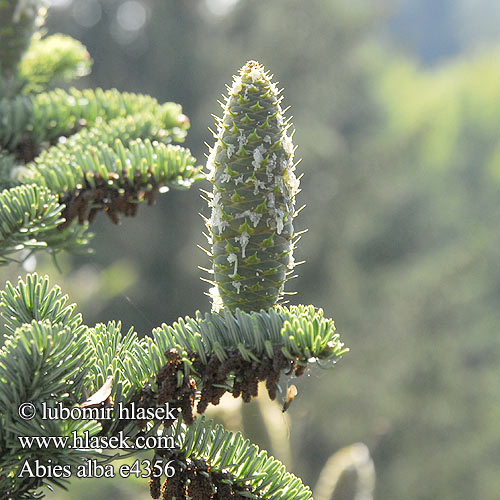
[4,0,500,499]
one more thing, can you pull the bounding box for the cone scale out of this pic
[206,61,299,312]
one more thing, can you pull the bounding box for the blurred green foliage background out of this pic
[3,0,500,498]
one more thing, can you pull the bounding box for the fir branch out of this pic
[21,112,197,224]
[21,138,201,226]
[0,320,100,500]
[1,87,190,154]
[152,416,313,500]
[19,33,91,94]
[32,112,190,169]
[0,184,64,264]
[143,305,347,421]
[0,320,89,411]
[0,273,83,333]
[64,304,346,428]
[86,321,151,403]
[0,276,347,500]
[0,279,139,500]
[151,305,345,371]
[29,88,190,145]
[0,184,91,263]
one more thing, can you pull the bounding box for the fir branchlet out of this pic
[206,61,300,312]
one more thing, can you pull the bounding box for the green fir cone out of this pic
[205,61,300,312]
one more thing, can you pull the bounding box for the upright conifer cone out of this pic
[205,61,300,312]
